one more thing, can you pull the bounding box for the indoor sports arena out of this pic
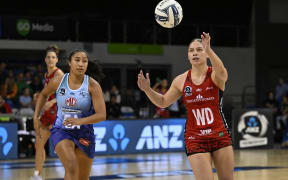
[0,0,288,179]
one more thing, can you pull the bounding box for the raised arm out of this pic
[137,70,182,108]
[202,32,228,90]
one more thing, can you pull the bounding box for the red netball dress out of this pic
[40,68,59,126]
[182,67,232,155]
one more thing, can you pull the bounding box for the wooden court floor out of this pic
[0,149,288,180]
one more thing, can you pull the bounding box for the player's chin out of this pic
[75,70,85,75]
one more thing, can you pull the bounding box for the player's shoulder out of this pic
[88,77,100,88]
[171,70,189,90]
[174,70,189,82]
[55,68,64,76]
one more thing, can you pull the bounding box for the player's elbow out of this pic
[101,112,107,122]
[158,101,170,108]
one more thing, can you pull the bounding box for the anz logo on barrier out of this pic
[0,127,13,156]
[93,123,183,152]
[94,124,130,152]
[108,124,130,151]
[136,125,183,150]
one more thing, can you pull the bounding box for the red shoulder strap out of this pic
[46,68,59,79]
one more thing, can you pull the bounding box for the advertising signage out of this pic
[0,123,18,160]
[2,16,68,40]
[49,118,186,157]
[232,109,274,149]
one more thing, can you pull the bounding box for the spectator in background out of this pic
[275,77,288,105]
[169,99,180,117]
[2,70,18,108]
[35,64,45,82]
[0,62,7,85]
[24,70,33,85]
[152,78,169,118]
[16,72,32,103]
[0,95,12,113]
[263,91,278,110]
[19,87,33,109]
[107,94,121,119]
[19,87,34,116]
[104,85,121,104]
[0,63,8,99]
[30,76,43,95]
[276,95,288,131]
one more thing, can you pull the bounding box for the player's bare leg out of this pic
[188,153,214,180]
[212,146,234,180]
[55,140,79,180]
[32,123,50,179]
[75,148,93,180]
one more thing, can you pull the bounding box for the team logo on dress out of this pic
[79,138,90,147]
[205,86,213,91]
[65,97,77,107]
[79,91,88,98]
[59,88,66,96]
[184,86,192,96]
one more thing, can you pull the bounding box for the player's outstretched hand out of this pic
[201,32,211,52]
[137,70,151,92]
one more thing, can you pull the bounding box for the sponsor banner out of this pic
[49,118,186,157]
[232,109,274,149]
[2,16,68,40]
[0,123,18,160]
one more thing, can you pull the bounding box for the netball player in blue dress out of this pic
[33,49,106,180]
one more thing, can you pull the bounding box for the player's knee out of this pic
[65,159,79,174]
[218,174,233,180]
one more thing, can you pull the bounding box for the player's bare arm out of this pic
[138,70,182,108]
[202,32,228,90]
[43,70,64,110]
[34,76,62,119]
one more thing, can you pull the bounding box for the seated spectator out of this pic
[0,95,12,113]
[276,95,288,131]
[152,78,169,118]
[19,87,33,115]
[30,75,43,94]
[24,70,32,85]
[16,72,32,99]
[263,91,278,110]
[107,94,121,119]
[0,62,7,86]
[3,70,18,107]
[104,85,121,104]
[275,77,288,105]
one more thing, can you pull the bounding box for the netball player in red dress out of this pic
[138,32,234,180]
[31,45,64,180]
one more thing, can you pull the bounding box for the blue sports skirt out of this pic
[50,127,95,158]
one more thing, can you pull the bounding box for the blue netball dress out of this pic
[50,73,95,158]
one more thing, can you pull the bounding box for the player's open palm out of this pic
[201,32,211,52]
[137,70,150,92]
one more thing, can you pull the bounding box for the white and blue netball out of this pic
[155,0,183,28]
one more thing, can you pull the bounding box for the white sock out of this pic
[34,170,40,176]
